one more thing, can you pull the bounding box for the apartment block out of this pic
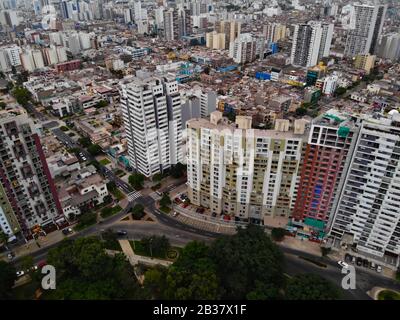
[121,73,183,177]
[344,4,386,57]
[293,110,359,231]
[186,111,308,224]
[329,112,400,260]
[0,107,63,240]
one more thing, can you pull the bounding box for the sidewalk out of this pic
[118,239,172,267]
[1,229,66,261]
[279,236,322,257]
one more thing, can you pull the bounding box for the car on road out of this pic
[62,228,73,235]
[37,260,47,268]
[7,252,15,260]
[82,156,87,161]
[376,265,382,273]
[356,257,363,266]
[16,270,25,277]
[117,230,127,236]
[338,261,349,269]
[363,259,369,268]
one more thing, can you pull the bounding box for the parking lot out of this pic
[344,253,383,274]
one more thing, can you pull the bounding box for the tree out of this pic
[103,195,113,205]
[106,181,116,191]
[285,274,341,300]
[0,261,16,299]
[47,237,147,299]
[129,173,145,190]
[96,100,108,108]
[144,265,168,299]
[132,204,145,220]
[295,107,307,116]
[159,193,171,209]
[152,172,163,182]
[163,241,220,300]
[209,224,285,299]
[60,126,69,131]
[78,137,92,148]
[271,228,286,242]
[12,86,31,106]
[140,235,170,258]
[335,87,347,97]
[87,144,102,156]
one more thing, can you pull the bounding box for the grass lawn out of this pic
[129,240,181,261]
[160,206,171,214]
[378,290,400,300]
[100,205,122,219]
[74,212,97,231]
[99,158,111,165]
[103,239,121,251]
[110,188,125,200]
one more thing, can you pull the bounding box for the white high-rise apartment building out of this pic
[344,4,387,57]
[163,8,176,41]
[186,112,309,223]
[291,21,333,67]
[377,33,400,62]
[121,73,183,177]
[5,46,21,67]
[229,33,258,64]
[0,49,11,72]
[329,112,400,260]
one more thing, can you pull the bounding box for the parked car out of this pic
[376,265,382,273]
[37,260,47,268]
[16,270,25,277]
[7,252,15,260]
[211,212,217,217]
[196,207,205,214]
[173,211,179,217]
[338,261,349,269]
[117,230,127,236]
[182,203,189,208]
[351,256,356,264]
[363,259,369,268]
[356,257,363,266]
[174,197,182,204]
[62,227,73,235]
[370,262,376,270]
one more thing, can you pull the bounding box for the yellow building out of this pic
[354,54,376,74]
[206,31,227,50]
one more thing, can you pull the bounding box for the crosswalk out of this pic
[149,192,162,201]
[127,191,141,202]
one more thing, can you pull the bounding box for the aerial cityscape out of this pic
[0,0,400,305]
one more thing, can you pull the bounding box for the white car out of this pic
[338,261,349,269]
[16,270,25,277]
[173,211,179,217]
[82,157,87,161]
[376,265,382,273]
